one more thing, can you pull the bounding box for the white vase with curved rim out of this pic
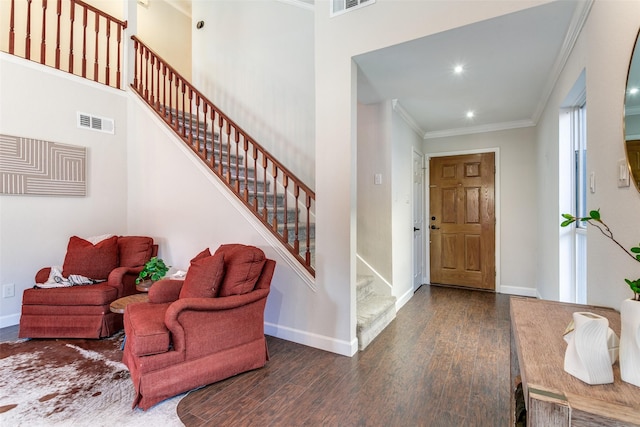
[563,311,615,385]
[620,298,640,387]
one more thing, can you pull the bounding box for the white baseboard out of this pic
[499,285,537,297]
[395,287,413,311]
[0,313,20,329]
[264,322,357,357]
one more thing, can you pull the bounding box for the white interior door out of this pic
[413,149,424,291]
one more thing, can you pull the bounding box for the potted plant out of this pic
[136,257,169,285]
[561,209,640,387]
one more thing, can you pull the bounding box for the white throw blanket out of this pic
[36,266,105,288]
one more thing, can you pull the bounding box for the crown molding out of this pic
[531,0,593,124]
[276,0,315,11]
[391,100,426,137]
[423,119,535,140]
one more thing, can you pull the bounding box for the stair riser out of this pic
[357,305,396,351]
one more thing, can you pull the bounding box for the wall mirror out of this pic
[625,29,640,192]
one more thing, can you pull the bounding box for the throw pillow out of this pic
[118,236,154,267]
[215,244,266,297]
[85,234,116,245]
[62,235,119,280]
[190,247,212,263]
[179,252,225,299]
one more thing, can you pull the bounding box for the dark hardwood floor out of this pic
[177,285,512,426]
[0,285,512,426]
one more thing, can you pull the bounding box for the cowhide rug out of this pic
[0,333,184,426]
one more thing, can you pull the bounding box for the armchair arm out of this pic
[107,266,143,297]
[165,288,270,319]
[148,279,183,304]
[164,288,270,359]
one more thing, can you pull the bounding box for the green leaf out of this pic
[631,246,640,253]
[560,219,575,227]
[589,209,601,220]
[626,278,640,294]
[561,213,574,220]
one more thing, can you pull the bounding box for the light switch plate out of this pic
[618,159,630,188]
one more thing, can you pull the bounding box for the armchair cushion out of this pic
[214,244,266,297]
[179,252,225,299]
[62,235,119,280]
[125,302,172,357]
[118,236,155,267]
[22,284,117,306]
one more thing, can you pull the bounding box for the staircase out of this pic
[171,108,316,266]
[130,37,316,275]
[356,275,397,351]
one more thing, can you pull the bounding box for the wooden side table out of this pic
[510,296,640,426]
[110,293,149,314]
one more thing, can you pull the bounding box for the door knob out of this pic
[431,225,440,230]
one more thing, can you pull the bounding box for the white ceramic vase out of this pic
[620,298,640,387]
[564,312,615,385]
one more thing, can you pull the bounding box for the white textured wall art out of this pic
[0,134,86,196]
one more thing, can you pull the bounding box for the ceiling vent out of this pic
[331,0,375,17]
[77,112,115,134]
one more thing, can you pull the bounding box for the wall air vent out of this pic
[77,112,115,134]
[331,0,375,17]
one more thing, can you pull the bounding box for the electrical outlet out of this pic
[2,283,15,298]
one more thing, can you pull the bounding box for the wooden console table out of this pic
[510,296,640,426]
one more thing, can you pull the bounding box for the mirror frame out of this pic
[624,28,640,193]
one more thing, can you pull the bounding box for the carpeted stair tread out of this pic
[356,275,374,302]
[357,295,396,328]
[357,294,396,351]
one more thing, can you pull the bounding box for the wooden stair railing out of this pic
[4,0,127,89]
[131,36,315,276]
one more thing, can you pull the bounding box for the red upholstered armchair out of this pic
[122,244,275,410]
[19,235,157,339]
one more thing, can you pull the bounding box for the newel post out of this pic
[122,0,137,90]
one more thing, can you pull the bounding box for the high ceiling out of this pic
[354,1,587,139]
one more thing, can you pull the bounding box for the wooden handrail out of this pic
[131,36,316,276]
[5,0,127,89]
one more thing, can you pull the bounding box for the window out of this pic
[572,102,587,304]
[559,70,586,304]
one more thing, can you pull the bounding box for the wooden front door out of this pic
[429,152,495,291]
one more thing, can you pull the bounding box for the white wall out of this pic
[0,54,129,327]
[391,105,425,304]
[137,0,192,79]
[536,0,640,309]
[357,101,393,284]
[356,100,424,307]
[191,0,315,187]
[424,127,538,296]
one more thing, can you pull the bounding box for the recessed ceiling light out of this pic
[454,65,464,74]
[466,111,474,118]
[630,87,639,95]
